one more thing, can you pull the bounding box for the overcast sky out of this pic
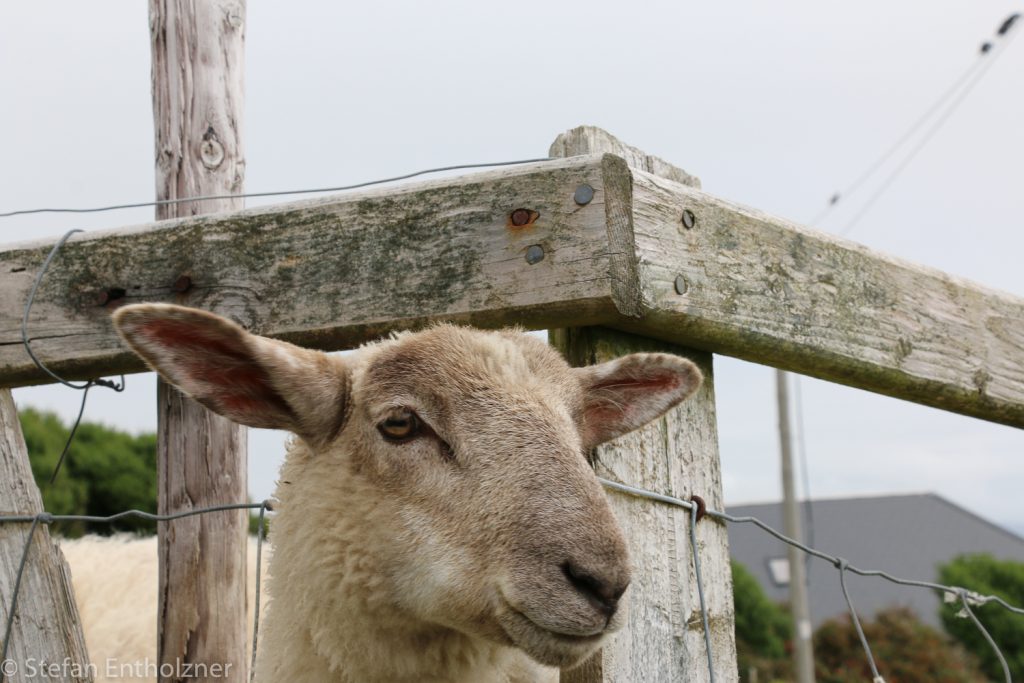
[2,1,1022,538]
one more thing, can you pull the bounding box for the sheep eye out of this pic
[378,409,421,442]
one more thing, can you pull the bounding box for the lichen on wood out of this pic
[0,156,621,387]
[626,169,1024,428]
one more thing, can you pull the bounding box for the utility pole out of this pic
[777,369,815,683]
[150,2,248,681]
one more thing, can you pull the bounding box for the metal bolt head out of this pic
[681,209,696,230]
[574,184,595,206]
[525,244,545,265]
[674,275,688,295]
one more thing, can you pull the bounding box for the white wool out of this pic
[59,534,267,683]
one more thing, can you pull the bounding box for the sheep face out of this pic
[112,304,702,672]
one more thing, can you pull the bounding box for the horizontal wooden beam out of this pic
[2,147,1022,428]
[0,155,633,386]
[623,168,1024,429]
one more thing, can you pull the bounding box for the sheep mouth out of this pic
[496,600,608,667]
[519,612,606,642]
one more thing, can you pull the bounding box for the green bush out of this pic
[21,407,268,537]
[20,407,158,537]
[939,554,1024,681]
[732,561,793,681]
[814,606,985,683]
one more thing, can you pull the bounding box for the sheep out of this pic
[109,303,703,683]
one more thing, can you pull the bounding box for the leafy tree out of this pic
[939,554,1024,681]
[20,407,268,537]
[731,560,793,681]
[19,407,158,537]
[814,606,985,683]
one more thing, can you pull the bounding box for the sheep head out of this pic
[112,304,702,671]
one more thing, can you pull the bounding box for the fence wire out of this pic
[601,477,1022,683]
[0,502,271,683]
[1,481,1021,682]
[0,158,554,219]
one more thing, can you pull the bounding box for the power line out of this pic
[793,11,1021,588]
[838,25,1018,236]
[807,58,985,227]
[810,13,1020,232]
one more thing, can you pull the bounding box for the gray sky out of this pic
[2,1,1022,536]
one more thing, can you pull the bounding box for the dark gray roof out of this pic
[727,493,1024,628]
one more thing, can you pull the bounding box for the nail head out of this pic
[525,245,545,265]
[510,208,532,227]
[574,184,595,206]
[674,275,688,295]
[681,209,696,230]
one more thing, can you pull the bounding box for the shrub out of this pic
[732,560,793,681]
[939,554,1024,681]
[21,406,269,537]
[20,407,157,537]
[814,606,985,683]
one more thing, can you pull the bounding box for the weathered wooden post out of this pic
[149,1,248,680]
[0,390,91,682]
[550,127,737,682]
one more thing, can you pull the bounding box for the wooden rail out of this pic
[3,148,1021,427]
[0,155,622,386]
[626,169,1024,427]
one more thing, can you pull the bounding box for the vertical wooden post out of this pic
[149,2,248,681]
[551,127,737,683]
[0,390,90,682]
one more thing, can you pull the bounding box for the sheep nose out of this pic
[562,561,630,617]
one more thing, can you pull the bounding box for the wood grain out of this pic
[4,125,1021,426]
[156,385,247,683]
[0,389,91,682]
[550,125,701,189]
[150,2,248,681]
[0,156,621,388]
[553,331,737,683]
[625,169,1024,428]
[550,128,736,683]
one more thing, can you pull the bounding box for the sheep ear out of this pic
[112,304,350,446]
[574,353,702,449]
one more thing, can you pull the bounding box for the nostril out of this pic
[562,561,629,616]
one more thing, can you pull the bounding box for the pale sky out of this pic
[2,1,1022,537]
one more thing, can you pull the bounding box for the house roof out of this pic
[727,492,1024,628]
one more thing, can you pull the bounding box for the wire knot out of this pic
[93,377,126,392]
[834,557,849,571]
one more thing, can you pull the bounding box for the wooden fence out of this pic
[2,6,1023,683]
